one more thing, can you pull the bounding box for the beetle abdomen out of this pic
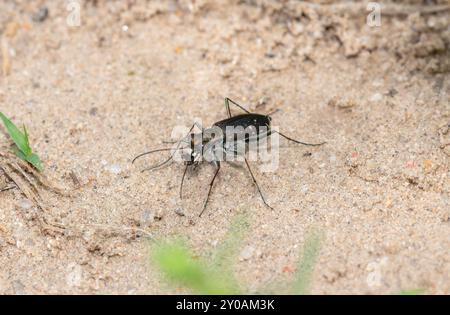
[213,114,270,131]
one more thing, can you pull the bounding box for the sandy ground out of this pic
[0,0,449,294]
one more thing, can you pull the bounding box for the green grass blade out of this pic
[23,124,31,152]
[14,149,43,171]
[1,112,43,171]
[0,112,32,156]
[25,153,43,172]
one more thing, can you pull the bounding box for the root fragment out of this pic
[0,151,66,235]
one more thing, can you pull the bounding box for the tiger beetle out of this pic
[133,98,326,217]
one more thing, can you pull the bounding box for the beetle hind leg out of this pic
[243,157,273,210]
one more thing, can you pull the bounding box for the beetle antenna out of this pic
[134,123,200,170]
[141,155,175,172]
[132,147,178,164]
[267,109,280,116]
[273,130,326,146]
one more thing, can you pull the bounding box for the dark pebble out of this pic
[89,107,98,116]
[32,7,49,23]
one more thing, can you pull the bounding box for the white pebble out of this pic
[369,93,383,102]
[301,185,309,194]
[18,199,33,210]
[140,209,154,227]
[239,246,255,261]
[106,164,122,175]
[66,263,83,287]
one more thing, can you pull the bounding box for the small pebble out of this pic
[140,210,154,227]
[18,199,33,210]
[387,88,398,97]
[106,164,122,175]
[301,185,309,194]
[12,280,26,295]
[32,7,49,23]
[239,245,255,261]
[89,107,98,116]
[66,263,83,288]
[154,209,164,221]
[369,93,383,102]
[288,21,304,36]
[174,208,185,216]
[372,79,384,87]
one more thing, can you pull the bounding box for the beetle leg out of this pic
[199,161,221,217]
[270,130,326,146]
[243,157,273,210]
[225,97,251,118]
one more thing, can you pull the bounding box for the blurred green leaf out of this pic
[152,240,239,294]
[399,288,425,295]
[291,230,323,295]
[151,213,323,295]
[212,213,248,270]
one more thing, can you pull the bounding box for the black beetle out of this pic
[133,97,326,217]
